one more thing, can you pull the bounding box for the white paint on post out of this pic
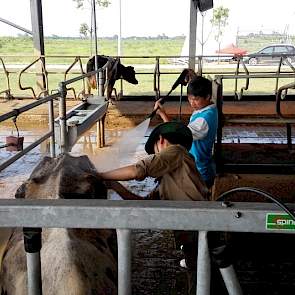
[219,265,244,295]
[196,231,211,295]
[117,229,132,295]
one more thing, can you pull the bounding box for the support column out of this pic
[30,0,46,94]
[189,0,197,70]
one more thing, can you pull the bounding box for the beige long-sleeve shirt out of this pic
[134,145,209,201]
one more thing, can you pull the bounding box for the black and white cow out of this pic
[86,55,138,100]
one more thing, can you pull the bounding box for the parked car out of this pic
[244,44,295,65]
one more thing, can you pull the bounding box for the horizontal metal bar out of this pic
[217,73,295,80]
[225,118,295,124]
[0,17,32,35]
[60,67,106,86]
[0,131,52,172]
[0,200,294,233]
[0,93,60,123]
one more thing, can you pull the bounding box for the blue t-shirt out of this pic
[189,104,218,186]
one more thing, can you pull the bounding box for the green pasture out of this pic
[1,36,295,98]
[0,37,184,64]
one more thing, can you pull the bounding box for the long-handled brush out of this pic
[146,69,193,119]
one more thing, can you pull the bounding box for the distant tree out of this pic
[198,11,212,57]
[210,6,229,58]
[80,23,90,38]
[73,0,111,9]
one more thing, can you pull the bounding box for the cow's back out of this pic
[0,154,117,295]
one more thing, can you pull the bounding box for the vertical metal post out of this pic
[98,120,103,148]
[30,0,46,93]
[116,229,132,295]
[48,99,56,157]
[197,56,203,76]
[58,82,67,154]
[96,121,100,148]
[118,1,123,99]
[101,114,106,147]
[157,57,160,99]
[99,71,104,97]
[196,231,211,295]
[287,123,292,150]
[189,0,197,70]
[92,0,100,93]
[118,0,122,57]
[26,252,42,295]
[219,265,243,295]
[23,228,42,295]
[214,78,223,173]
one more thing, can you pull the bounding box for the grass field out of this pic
[0,37,184,64]
[1,36,295,98]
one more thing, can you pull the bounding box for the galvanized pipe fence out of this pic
[2,54,295,100]
[0,63,109,171]
[213,74,295,174]
[0,199,294,295]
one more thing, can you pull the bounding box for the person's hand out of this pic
[154,98,164,112]
[153,98,169,122]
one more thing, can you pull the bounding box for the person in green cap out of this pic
[101,121,208,295]
[101,121,208,201]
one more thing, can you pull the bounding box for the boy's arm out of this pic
[105,181,143,200]
[188,117,208,140]
[154,100,170,122]
[100,165,138,181]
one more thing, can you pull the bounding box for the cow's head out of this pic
[15,154,107,200]
[121,66,138,85]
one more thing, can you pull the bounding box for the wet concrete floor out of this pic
[1,98,295,294]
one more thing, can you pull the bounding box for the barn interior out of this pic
[0,0,295,295]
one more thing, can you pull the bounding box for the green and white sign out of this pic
[266,213,295,231]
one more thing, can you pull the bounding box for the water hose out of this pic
[216,186,295,221]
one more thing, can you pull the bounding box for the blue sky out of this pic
[0,0,295,38]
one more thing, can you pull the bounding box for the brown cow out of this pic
[0,154,117,295]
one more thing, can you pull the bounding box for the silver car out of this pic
[245,44,295,65]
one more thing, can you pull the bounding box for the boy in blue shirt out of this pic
[154,75,218,188]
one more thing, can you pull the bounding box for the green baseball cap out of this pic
[145,121,193,154]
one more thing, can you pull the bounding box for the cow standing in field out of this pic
[0,154,117,295]
[86,55,138,101]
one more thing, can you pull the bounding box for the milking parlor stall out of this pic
[0,0,295,294]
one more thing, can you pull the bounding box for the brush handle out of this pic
[146,97,166,119]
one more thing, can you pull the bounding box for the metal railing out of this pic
[0,198,294,295]
[0,62,109,171]
[213,75,295,174]
[63,56,86,99]
[2,54,295,100]
[0,93,58,172]
[18,57,48,99]
[57,61,109,153]
[0,56,13,99]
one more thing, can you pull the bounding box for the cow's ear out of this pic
[15,182,27,199]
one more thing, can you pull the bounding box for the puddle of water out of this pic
[0,123,156,199]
